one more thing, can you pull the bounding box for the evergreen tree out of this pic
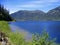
[0,4,13,21]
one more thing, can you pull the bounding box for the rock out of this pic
[1,41,6,45]
[0,31,12,45]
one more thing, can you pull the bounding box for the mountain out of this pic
[11,10,46,21]
[46,6,60,20]
[11,6,60,21]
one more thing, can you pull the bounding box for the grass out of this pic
[0,21,60,45]
[0,21,25,45]
[0,21,11,33]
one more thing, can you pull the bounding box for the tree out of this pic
[0,4,13,21]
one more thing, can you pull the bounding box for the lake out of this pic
[9,21,60,43]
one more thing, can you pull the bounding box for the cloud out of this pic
[47,0,60,2]
[9,0,60,13]
[34,0,60,3]
[17,4,44,8]
[19,4,37,7]
[17,0,60,8]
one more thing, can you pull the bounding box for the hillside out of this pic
[11,10,46,21]
[0,21,25,45]
[46,6,60,20]
[11,6,60,21]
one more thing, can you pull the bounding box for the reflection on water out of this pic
[9,21,60,43]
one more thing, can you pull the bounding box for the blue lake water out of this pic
[9,21,60,43]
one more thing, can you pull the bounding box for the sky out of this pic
[0,0,60,14]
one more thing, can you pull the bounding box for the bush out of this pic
[0,30,60,45]
[32,31,59,45]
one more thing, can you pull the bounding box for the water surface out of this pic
[9,21,60,43]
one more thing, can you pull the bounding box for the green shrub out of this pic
[32,31,59,45]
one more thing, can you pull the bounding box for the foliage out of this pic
[0,4,13,21]
[32,31,59,45]
[0,21,25,45]
[7,32,25,45]
[7,31,60,45]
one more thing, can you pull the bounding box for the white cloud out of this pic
[47,0,60,2]
[28,0,60,4]
[17,0,60,8]
[19,4,37,7]
[9,0,60,13]
[17,4,45,8]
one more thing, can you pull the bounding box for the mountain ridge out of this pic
[11,6,60,21]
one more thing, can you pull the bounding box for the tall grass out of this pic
[7,31,60,45]
[7,32,25,45]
